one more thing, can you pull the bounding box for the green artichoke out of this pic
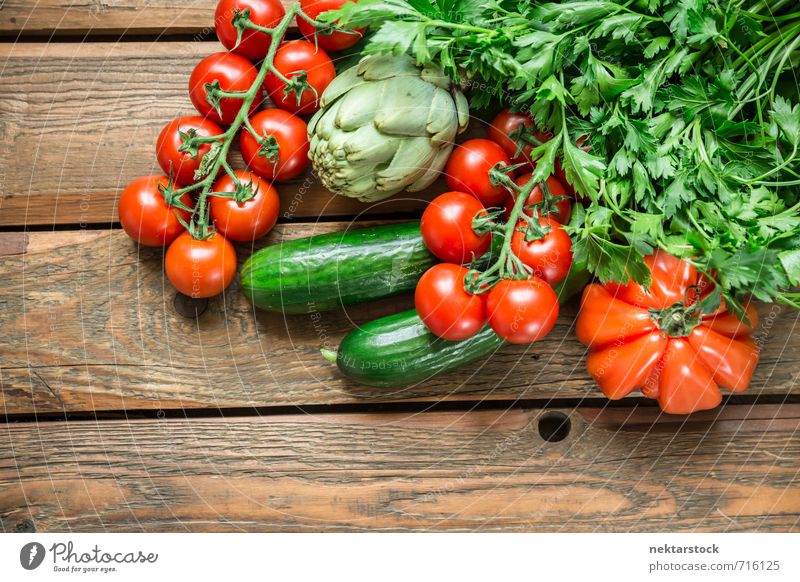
[308,55,469,202]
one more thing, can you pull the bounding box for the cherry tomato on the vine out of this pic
[264,40,336,115]
[240,108,309,181]
[210,170,280,241]
[487,109,550,168]
[486,277,559,344]
[415,263,487,341]
[118,176,190,247]
[189,52,259,125]
[296,0,365,52]
[156,116,224,186]
[445,139,513,207]
[510,218,573,285]
[505,174,571,224]
[165,231,238,298]
[421,191,491,264]
[215,0,286,61]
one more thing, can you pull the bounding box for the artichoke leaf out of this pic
[341,124,398,164]
[333,83,383,132]
[373,77,440,137]
[357,55,421,81]
[318,65,363,109]
[427,88,461,145]
[379,137,438,192]
[409,146,452,192]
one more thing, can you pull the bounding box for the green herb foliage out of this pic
[326,0,800,312]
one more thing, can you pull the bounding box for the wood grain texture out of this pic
[1,225,798,415]
[0,42,451,227]
[1,404,799,532]
[0,0,292,35]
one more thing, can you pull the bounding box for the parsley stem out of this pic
[743,10,800,22]
[426,20,496,35]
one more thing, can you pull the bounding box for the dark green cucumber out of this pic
[240,221,436,314]
[323,265,591,387]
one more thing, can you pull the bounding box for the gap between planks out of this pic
[0,0,297,36]
[4,394,800,425]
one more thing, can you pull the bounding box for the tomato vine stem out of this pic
[464,165,539,294]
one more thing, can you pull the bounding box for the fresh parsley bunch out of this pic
[327,0,800,315]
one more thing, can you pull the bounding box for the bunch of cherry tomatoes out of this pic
[117,0,360,298]
[416,110,575,345]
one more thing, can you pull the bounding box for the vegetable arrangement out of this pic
[117,0,800,415]
[118,0,359,297]
[326,0,800,317]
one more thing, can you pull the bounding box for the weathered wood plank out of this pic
[0,226,798,415]
[0,42,447,227]
[1,405,799,532]
[0,0,293,36]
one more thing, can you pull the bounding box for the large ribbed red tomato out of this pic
[576,250,760,414]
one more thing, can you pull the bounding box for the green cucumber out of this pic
[323,265,590,387]
[240,221,436,314]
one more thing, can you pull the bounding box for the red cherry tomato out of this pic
[189,52,259,125]
[510,218,574,285]
[264,40,336,115]
[445,139,513,207]
[415,263,487,341]
[296,0,365,52]
[486,277,559,344]
[210,170,280,241]
[240,108,309,181]
[421,192,491,264]
[505,174,571,224]
[487,109,550,168]
[156,116,224,185]
[165,231,238,298]
[215,0,286,61]
[118,176,190,247]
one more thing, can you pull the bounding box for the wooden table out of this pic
[1,1,799,533]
